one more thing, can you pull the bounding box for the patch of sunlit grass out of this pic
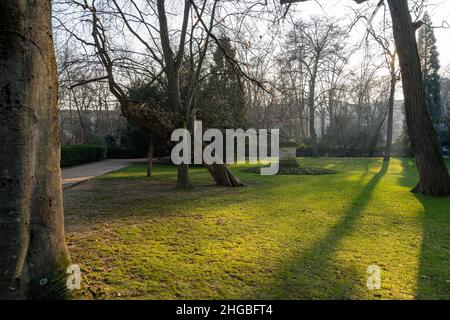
[64,158,450,300]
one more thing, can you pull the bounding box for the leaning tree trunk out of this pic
[198,134,244,187]
[121,103,244,187]
[387,0,450,196]
[205,164,244,187]
[0,0,70,299]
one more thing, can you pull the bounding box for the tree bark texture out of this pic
[290,0,449,195]
[387,0,450,195]
[204,164,244,187]
[384,74,396,162]
[0,0,70,299]
[176,163,192,189]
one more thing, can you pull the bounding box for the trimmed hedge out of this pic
[106,146,147,159]
[61,144,106,167]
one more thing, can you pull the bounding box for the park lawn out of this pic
[63,158,450,300]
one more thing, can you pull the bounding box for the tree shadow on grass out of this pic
[65,159,393,299]
[251,161,389,299]
[398,158,450,299]
[414,195,450,299]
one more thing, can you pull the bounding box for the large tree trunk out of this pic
[176,163,193,189]
[290,0,449,194]
[205,164,244,187]
[193,120,244,187]
[0,0,70,299]
[387,0,450,196]
[174,122,193,189]
[384,73,396,162]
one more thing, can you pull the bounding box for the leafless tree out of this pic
[286,17,346,156]
[365,10,400,161]
[55,0,250,188]
[283,0,450,196]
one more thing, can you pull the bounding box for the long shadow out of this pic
[398,158,450,299]
[65,159,392,299]
[252,161,389,299]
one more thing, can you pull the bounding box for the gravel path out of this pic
[61,158,146,189]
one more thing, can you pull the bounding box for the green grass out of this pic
[63,158,450,300]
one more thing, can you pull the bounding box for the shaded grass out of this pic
[63,158,450,299]
[396,158,450,299]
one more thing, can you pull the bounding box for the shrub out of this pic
[104,125,149,159]
[61,144,106,167]
[296,143,313,157]
[106,146,147,159]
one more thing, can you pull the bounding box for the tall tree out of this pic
[66,0,244,188]
[387,0,449,195]
[198,37,247,129]
[368,25,399,161]
[418,12,442,127]
[0,0,70,299]
[286,18,344,156]
[286,0,450,196]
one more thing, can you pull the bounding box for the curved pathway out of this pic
[61,158,146,189]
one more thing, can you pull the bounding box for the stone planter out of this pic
[279,141,299,168]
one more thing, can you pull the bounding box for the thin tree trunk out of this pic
[71,90,89,144]
[69,94,75,144]
[328,90,334,132]
[387,0,450,196]
[368,108,388,157]
[384,74,396,162]
[147,143,154,177]
[308,78,318,157]
[0,0,70,299]
[320,110,325,138]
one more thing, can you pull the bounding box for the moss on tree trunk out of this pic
[0,0,70,299]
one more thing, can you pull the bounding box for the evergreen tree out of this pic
[198,37,247,128]
[418,12,443,126]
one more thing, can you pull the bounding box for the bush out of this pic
[296,143,313,157]
[61,144,106,167]
[106,146,147,159]
[104,124,149,159]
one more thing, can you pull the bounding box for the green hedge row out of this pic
[61,144,106,167]
[106,146,147,159]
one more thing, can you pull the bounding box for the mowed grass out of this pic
[63,158,450,300]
